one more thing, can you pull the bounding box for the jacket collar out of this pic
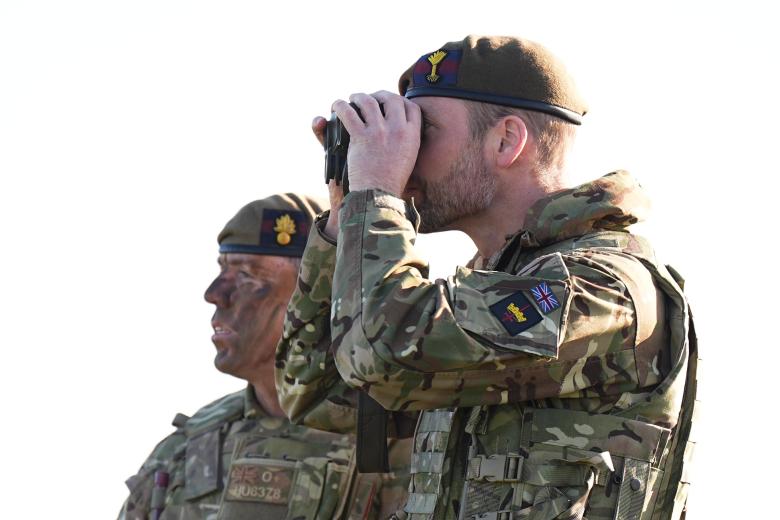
[482,171,650,269]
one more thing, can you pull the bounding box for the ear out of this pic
[489,115,528,169]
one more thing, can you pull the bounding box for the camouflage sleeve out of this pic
[332,190,659,412]
[275,211,359,433]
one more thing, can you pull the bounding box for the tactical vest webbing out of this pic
[405,408,460,519]
[156,394,369,520]
[403,231,698,520]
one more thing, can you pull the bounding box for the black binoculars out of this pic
[322,105,355,193]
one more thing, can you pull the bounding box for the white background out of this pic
[1,1,775,518]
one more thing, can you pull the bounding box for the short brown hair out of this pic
[466,101,576,172]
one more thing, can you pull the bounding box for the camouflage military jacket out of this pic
[277,171,696,519]
[119,385,409,520]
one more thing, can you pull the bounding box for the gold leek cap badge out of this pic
[426,50,448,83]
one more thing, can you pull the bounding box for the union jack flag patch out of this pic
[531,282,560,314]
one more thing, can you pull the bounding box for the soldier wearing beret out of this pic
[276,36,698,519]
[119,193,412,520]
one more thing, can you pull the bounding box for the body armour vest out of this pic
[123,388,379,520]
[402,231,699,520]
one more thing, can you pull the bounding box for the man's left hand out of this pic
[331,90,421,196]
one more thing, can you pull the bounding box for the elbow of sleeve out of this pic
[333,327,386,389]
[367,384,409,411]
[333,335,413,412]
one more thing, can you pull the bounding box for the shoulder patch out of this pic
[530,282,561,314]
[489,291,543,335]
[452,256,571,359]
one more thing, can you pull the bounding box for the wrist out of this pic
[322,214,339,242]
[348,179,404,197]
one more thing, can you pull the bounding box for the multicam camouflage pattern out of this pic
[119,385,412,519]
[276,212,418,438]
[277,170,696,519]
[121,427,188,520]
[274,214,415,518]
[328,171,671,415]
[275,216,359,433]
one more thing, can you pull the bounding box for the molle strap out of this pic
[404,493,438,516]
[411,452,445,474]
[404,408,457,517]
[417,409,456,433]
[357,391,389,473]
[464,405,489,436]
[614,458,652,520]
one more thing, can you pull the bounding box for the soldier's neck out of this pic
[454,188,536,259]
[458,168,569,258]
[249,370,285,418]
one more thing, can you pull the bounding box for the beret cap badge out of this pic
[399,35,587,125]
[274,214,297,246]
[426,50,448,83]
[217,194,326,258]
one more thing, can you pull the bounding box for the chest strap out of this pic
[356,391,389,473]
[467,451,614,487]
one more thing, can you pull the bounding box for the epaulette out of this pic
[171,412,190,429]
[180,389,246,438]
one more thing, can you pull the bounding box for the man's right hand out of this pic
[312,116,343,240]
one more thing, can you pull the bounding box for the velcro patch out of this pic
[530,281,561,314]
[489,291,543,336]
[224,462,293,504]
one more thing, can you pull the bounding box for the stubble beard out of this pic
[416,143,497,234]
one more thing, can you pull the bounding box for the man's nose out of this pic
[204,277,231,307]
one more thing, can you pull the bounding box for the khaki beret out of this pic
[398,35,586,124]
[218,193,327,257]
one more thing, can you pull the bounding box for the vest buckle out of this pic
[467,453,523,482]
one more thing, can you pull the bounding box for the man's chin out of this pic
[417,209,456,234]
[214,351,240,377]
[418,222,451,234]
